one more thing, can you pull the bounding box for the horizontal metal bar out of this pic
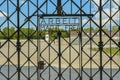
[36,14,94,18]
[40,23,79,26]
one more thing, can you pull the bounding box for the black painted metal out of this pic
[16,0,20,80]
[39,14,94,18]
[57,0,62,15]
[57,31,62,80]
[99,0,103,79]
[0,0,120,80]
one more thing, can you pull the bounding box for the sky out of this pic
[0,0,120,30]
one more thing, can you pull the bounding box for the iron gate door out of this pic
[0,0,120,80]
[38,16,83,80]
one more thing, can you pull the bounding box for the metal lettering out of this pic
[56,18,60,24]
[63,18,67,24]
[40,17,79,28]
[48,18,53,24]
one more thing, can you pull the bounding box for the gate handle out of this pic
[38,61,46,70]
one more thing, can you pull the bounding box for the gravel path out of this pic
[0,40,120,68]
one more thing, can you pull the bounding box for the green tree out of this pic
[0,27,70,40]
[0,31,4,39]
[70,28,81,31]
[28,28,37,39]
[95,27,108,31]
[3,27,16,39]
[84,27,94,31]
[102,27,108,31]
[20,28,36,39]
[40,28,69,41]
[112,26,118,30]
[40,30,46,39]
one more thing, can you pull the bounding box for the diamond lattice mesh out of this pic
[0,0,120,80]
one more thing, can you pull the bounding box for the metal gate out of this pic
[0,0,120,80]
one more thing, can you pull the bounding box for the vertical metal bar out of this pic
[78,17,81,80]
[69,1,72,80]
[99,0,103,80]
[48,21,51,80]
[69,27,71,80]
[57,0,62,14]
[27,0,30,79]
[110,0,112,79]
[58,30,62,80]
[37,23,41,80]
[90,0,93,79]
[37,0,41,80]
[80,0,83,80]
[118,5,120,80]
[7,0,10,80]
[57,0,62,79]
[17,0,21,80]
[46,0,48,14]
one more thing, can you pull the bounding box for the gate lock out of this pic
[38,61,46,69]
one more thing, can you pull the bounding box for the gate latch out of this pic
[38,61,46,69]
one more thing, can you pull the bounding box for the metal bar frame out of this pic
[0,0,120,80]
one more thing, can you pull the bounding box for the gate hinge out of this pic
[98,41,103,51]
[38,61,46,70]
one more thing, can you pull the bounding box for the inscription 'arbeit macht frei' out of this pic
[39,17,80,29]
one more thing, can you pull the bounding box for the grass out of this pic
[92,47,120,55]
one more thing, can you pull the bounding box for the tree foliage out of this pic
[112,26,118,30]
[84,27,94,31]
[0,27,37,39]
[0,27,17,39]
[0,27,69,40]
[40,28,69,41]
[1,26,117,40]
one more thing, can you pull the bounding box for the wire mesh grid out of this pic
[0,0,120,80]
